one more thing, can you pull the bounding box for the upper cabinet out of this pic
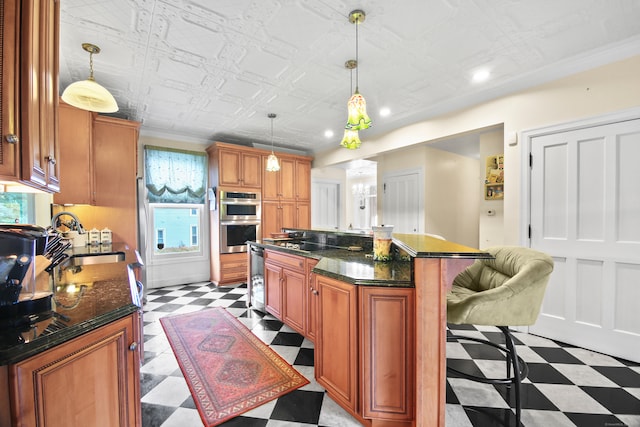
[210,142,262,189]
[0,0,60,192]
[263,156,311,201]
[55,102,140,207]
[0,0,20,180]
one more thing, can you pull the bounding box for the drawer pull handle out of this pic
[129,342,138,351]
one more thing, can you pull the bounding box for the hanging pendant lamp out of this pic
[345,10,371,132]
[265,113,281,172]
[341,59,362,149]
[61,43,118,113]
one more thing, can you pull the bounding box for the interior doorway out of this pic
[381,168,424,233]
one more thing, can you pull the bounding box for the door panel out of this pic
[382,170,421,233]
[529,118,640,362]
[312,181,339,230]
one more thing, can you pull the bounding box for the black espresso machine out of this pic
[0,225,52,320]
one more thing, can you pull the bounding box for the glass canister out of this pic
[372,225,394,262]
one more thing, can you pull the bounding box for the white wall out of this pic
[313,55,640,246]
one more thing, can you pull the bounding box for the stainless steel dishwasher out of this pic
[248,244,266,312]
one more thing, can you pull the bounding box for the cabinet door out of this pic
[262,155,279,200]
[0,0,19,180]
[280,201,296,230]
[295,160,311,201]
[282,267,306,335]
[241,152,262,188]
[315,275,358,412]
[306,260,319,341]
[261,200,281,238]
[264,261,283,319]
[19,0,60,191]
[279,158,296,200]
[360,287,415,421]
[218,149,242,187]
[54,103,93,204]
[93,117,138,208]
[296,202,311,229]
[10,313,141,427]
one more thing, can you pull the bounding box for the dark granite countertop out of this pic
[250,240,413,287]
[250,230,490,287]
[0,243,142,365]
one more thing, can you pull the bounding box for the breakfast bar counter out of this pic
[253,230,489,426]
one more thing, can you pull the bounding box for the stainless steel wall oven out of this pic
[220,221,260,253]
[219,190,261,253]
[219,190,261,221]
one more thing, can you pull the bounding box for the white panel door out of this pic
[382,170,422,233]
[312,181,339,230]
[529,118,640,362]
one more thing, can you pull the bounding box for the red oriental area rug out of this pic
[160,307,309,426]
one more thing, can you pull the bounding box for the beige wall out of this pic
[374,145,480,247]
[313,55,640,245]
[479,130,504,248]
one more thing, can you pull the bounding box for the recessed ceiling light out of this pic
[472,69,490,83]
[379,107,391,117]
[324,130,334,138]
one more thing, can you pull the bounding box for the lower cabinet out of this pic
[305,258,319,342]
[314,275,359,414]
[6,312,142,427]
[314,274,416,424]
[217,252,248,286]
[264,250,306,335]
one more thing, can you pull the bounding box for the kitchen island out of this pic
[250,230,490,427]
[0,244,143,427]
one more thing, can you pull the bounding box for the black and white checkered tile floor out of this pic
[141,282,640,427]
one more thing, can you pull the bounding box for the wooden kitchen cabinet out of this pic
[262,200,296,237]
[264,259,283,319]
[216,145,261,189]
[263,156,294,200]
[0,0,60,192]
[55,106,140,207]
[314,274,416,424]
[54,101,92,203]
[218,252,248,285]
[0,0,20,180]
[263,157,311,201]
[305,258,319,342]
[264,250,307,335]
[296,202,311,230]
[295,159,311,201]
[315,275,359,414]
[7,312,142,427]
[360,286,415,422]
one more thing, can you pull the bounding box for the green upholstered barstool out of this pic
[447,246,554,424]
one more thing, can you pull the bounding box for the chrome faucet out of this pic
[51,211,84,233]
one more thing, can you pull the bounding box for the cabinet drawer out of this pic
[220,267,246,282]
[265,250,304,271]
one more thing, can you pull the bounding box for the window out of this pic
[191,225,198,246]
[156,228,165,250]
[152,205,202,255]
[144,146,207,259]
[0,193,35,224]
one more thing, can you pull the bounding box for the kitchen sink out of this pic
[65,252,126,266]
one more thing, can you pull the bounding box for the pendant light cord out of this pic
[355,17,359,91]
